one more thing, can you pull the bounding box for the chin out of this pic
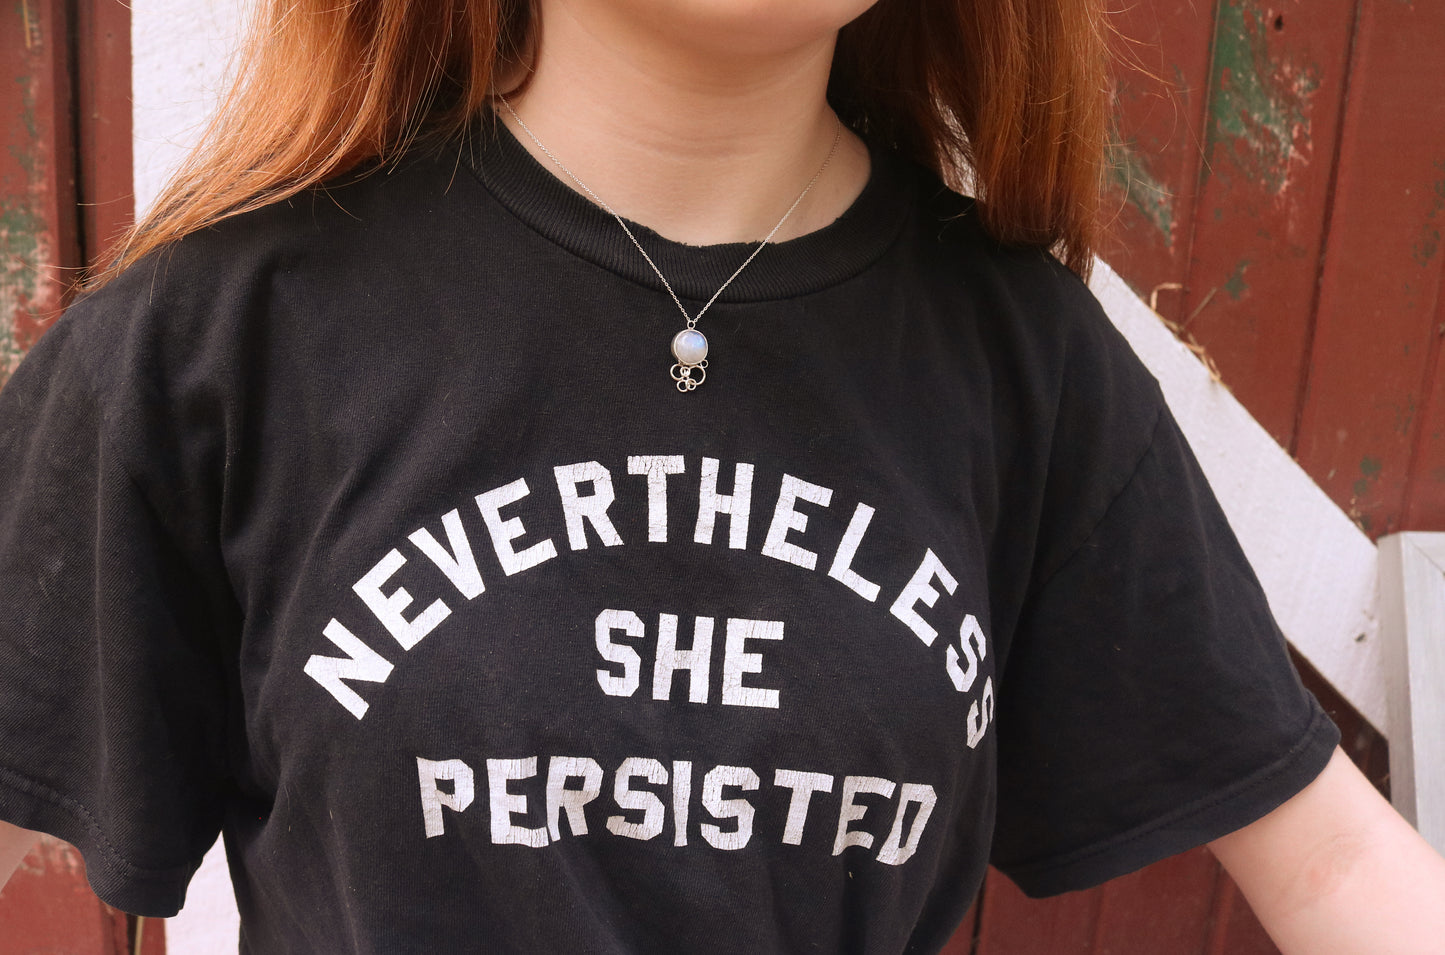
[586,0,881,56]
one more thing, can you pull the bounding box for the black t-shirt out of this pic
[0,121,1337,953]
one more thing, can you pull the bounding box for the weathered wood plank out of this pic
[0,0,80,384]
[1378,532,1445,854]
[1294,0,1445,538]
[1176,0,1355,449]
[1399,260,1445,530]
[1099,0,1216,321]
[0,836,122,953]
[75,0,135,267]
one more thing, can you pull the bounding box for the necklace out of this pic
[498,97,842,392]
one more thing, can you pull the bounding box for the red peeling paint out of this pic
[1,0,80,384]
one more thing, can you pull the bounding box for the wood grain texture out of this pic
[1098,0,1216,319]
[1105,0,1445,543]
[0,0,79,385]
[1293,0,1445,538]
[1178,0,1355,448]
[954,0,1439,949]
[1401,283,1445,530]
[0,836,165,954]
[74,0,135,267]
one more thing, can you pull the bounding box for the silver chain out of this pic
[498,96,842,331]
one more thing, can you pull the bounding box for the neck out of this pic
[497,0,871,246]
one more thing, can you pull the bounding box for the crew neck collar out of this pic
[462,115,914,303]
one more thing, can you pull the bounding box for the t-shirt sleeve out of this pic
[0,310,233,917]
[982,265,1340,895]
[987,311,1339,897]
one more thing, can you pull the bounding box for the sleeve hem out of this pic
[0,765,200,917]
[997,706,1341,898]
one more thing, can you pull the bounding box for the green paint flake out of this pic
[1,56,51,386]
[1223,258,1251,299]
[7,72,41,181]
[1107,138,1175,241]
[1206,0,1321,194]
[1411,229,1439,267]
[1411,160,1445,265]
[1352,455,1384,500]
[0,196,49,385]
[1395,395,1418,437]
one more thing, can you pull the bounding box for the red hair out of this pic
[95,0,1108,284]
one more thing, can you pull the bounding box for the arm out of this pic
[1210,747,1445,954]
[0,819,38,890]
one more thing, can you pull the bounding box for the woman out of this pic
[0,0,1442,951]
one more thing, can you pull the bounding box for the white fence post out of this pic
[1378,531,1445,854]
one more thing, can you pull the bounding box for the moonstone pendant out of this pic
[670,328,709,392]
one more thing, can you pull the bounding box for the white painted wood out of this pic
[1378,532,1445,853]
[1090,260,1385,735]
